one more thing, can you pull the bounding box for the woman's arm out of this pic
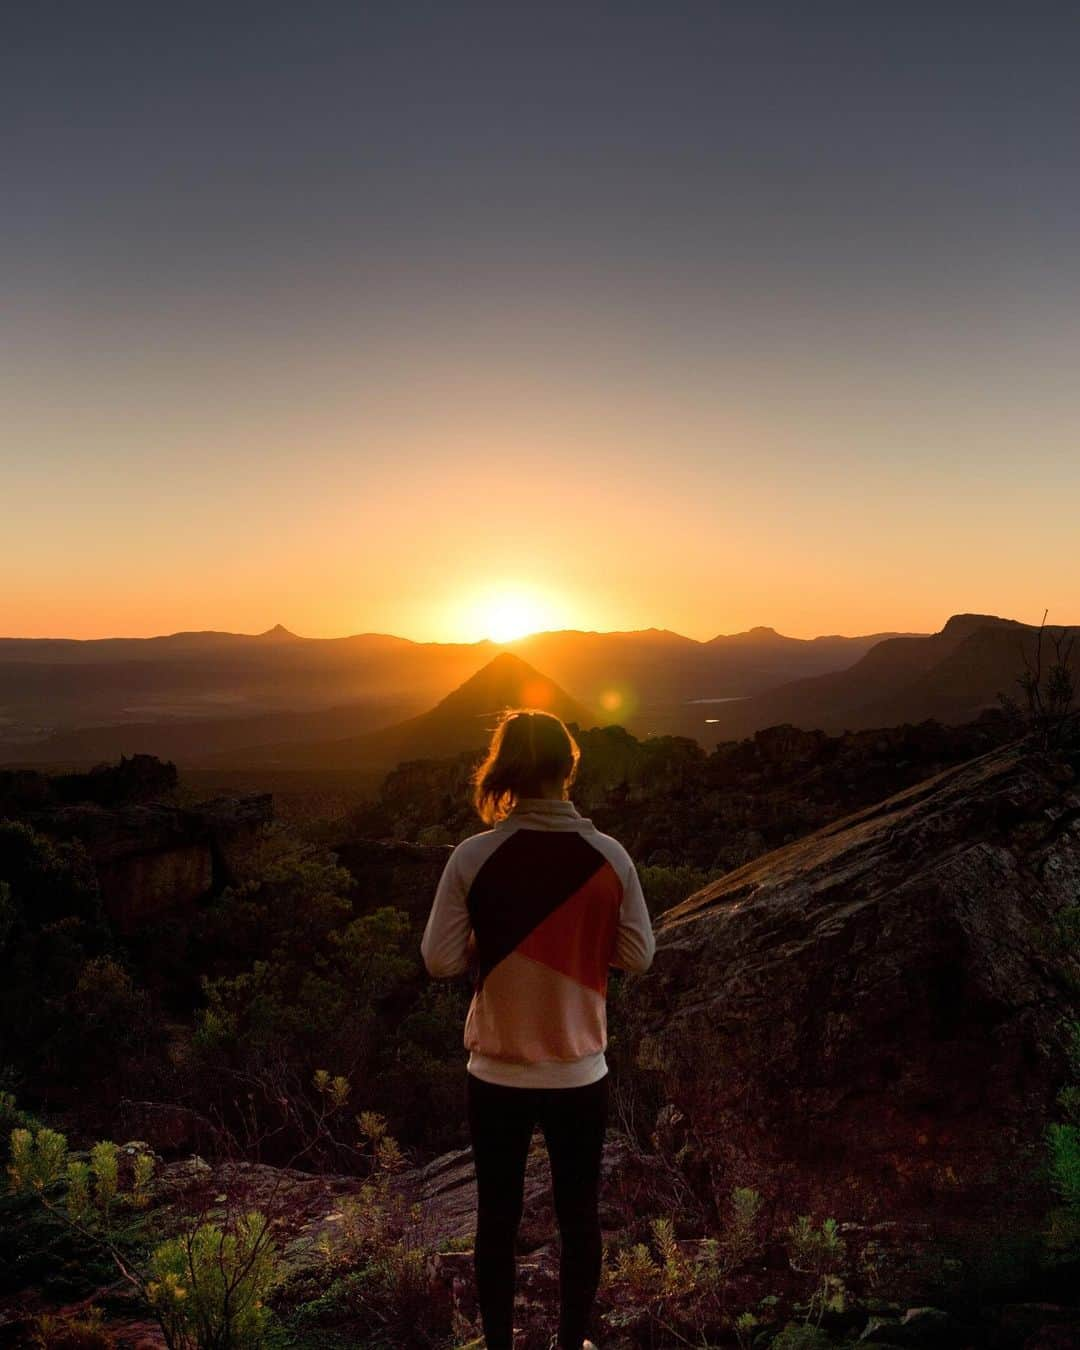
[612,859,656,973]
[420,849,473,978]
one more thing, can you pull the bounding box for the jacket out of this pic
[420,797,656,1087]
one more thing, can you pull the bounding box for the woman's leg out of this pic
[538,1074,609,1350]
[466,1073,537,1350]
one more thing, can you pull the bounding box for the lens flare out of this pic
[598,683,638,723]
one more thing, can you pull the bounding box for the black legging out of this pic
[466,1071,608,1350]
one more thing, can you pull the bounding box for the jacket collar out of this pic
[495,797,592,831]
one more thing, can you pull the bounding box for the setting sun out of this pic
[486,597,541,642]
[451,584,565,644]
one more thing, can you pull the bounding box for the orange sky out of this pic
[5,323,1078,643]
[5,9,1080,644]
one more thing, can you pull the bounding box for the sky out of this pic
[3,1,1079,643]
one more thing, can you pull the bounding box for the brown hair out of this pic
[471,708,580,825]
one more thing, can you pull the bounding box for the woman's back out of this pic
[421,794,655,1087]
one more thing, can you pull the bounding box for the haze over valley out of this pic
[2,612,1073,786]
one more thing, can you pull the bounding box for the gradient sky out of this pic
[4,1,1079,642]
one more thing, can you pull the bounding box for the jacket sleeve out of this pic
[420,848,472,978]
[612,858,656,973]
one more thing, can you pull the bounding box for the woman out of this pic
[421,708,656,1350]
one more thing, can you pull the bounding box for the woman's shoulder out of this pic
[585,827,635,874]
[447,827,505,871]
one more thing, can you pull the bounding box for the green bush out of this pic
[770,1325,835,1350]
[787,1216,846,1327]
[147,1212,278,1350]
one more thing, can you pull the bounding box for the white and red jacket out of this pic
[421,797,656,1088]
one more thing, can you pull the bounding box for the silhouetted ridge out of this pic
[939,612,1024,639]
[698,612,1078,739]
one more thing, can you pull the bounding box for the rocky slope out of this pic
[628,728,1080,1275]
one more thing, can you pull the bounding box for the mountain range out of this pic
[694,612,1074,740]
[0,613,1072,770]
[0,620,904,762]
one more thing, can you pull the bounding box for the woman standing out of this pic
[421,708,656,1350]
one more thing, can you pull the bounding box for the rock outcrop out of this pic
[34,793,271,930]
[632,732,1080,1263]
[0,757,272,930]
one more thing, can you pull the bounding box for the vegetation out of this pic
[998,612,1077,750]
[786,1216,847,1327]
[1046,1021,1080,1256]
[146,1213,278,1350]
[0,821,153,1098]
[2,717,1079,1346]
[597,1190,852,1346]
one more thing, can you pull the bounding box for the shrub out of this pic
[299,1113,452,1346]
[787,1216,846,1327]
[146,1212,278,1350]
[8,1126,69,1192]
[30,1308,115,1349]
[602,1214,698,1321]
[0,1087,41,1147]
[771,1325,835,1350]
[698,1186,762,1286]
[997,614,1076,750]
[1046,1022,1080,1255]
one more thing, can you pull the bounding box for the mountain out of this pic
[5,614,1070,767]
[255,623,302,642]
[704,623,912,677]
[693,613,1075,740]
[0,621,916,765]
[218,652,597,770]
[502,625,910,736]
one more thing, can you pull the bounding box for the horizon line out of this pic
[0,613,1040,648]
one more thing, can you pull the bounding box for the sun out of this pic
[454,584,563,643]
[485,592,546,642]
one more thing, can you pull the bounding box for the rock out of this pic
[1000,1304,1080,1350]
[116,1101,225,1156]
[631,736,1080,1284]
[856,1307,968,1347]
[19,786,272,930]
[860,1318,902,1343]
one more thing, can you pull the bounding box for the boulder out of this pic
[631,735,1080,1275]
